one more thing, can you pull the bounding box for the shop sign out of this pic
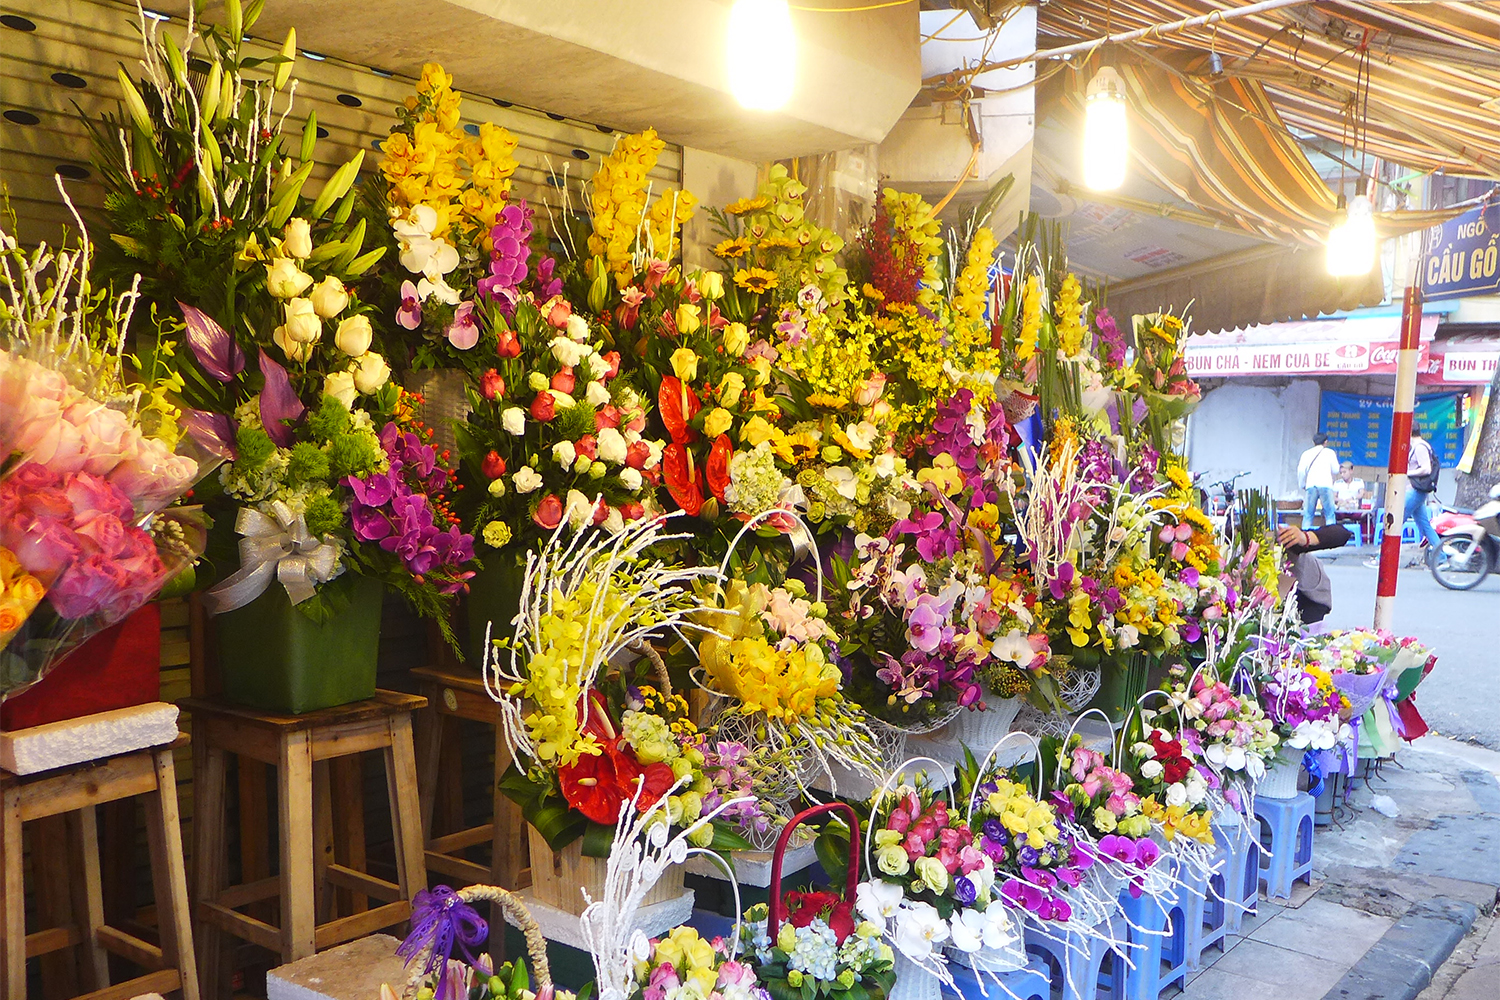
[1420,201,1500,301]
[1440,351,1499,383]
[1184,339,1417,376]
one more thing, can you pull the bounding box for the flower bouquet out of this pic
[1163,671,1279,796]
[394,884,568,1000]
[629,926,766,1000]
[488,517,761,913]
[1302,630,1392,717]
[966,773,1096,925]
[1122,725,1216,845]
[743,803,895,1000]
[1048,743,1159,900]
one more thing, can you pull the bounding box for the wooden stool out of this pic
[183,691,427,998]
[411,667,528,893]
[0,737,198,1000]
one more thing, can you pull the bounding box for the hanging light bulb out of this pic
[727,0,795,110]
[1083,66,1128,191]
[1327,192,1377,276]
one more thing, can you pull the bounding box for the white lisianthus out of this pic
[310,275,349,318]
[565,313,589,342]
[501,407,526,436]
[551,337,590,367]
[323,370,356,407]
[512,466,543,493]
[564,490,596,530]
[1140,759,1165,780]
[597,427,627,465]
[602,505,625,535]
[587,351,610,381]
[618,467,643,491]
[586,381,611,408]
[1164,783,1188,808]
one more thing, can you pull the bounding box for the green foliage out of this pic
[554,400,598,441]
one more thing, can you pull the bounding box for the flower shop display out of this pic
[395,885,561,1000]
[1161,669,1279,809]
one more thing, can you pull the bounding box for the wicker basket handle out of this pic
[400,886,552,1000]
[767,801,860,942]
[629,638,672,698]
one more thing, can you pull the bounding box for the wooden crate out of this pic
[525,826,684,917]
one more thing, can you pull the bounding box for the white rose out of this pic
[587,352,610,381]
[643,439,664,469]
[602,505,625,535]
[565,314,589,342]
[266,257,313,299]
[353,351,391,394]
[618,467,643,491]
[272,324,313,362]
[501,407,526,436]
[550,337,589,367]
[283,297,321,344]
[334,314,372,357]
[310,276,349,319]
[512,466,543,493]
[1140,759,1164,780]
[564,489,595,530]
[323,370,357,407]
[550,389,575,409]
[282,218,313,259]
[597,427,628,465]
[1164,783,1188,808]
[553,441,576,467]
[585,381,611,408]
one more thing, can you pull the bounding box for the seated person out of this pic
[1278,523,1353,625]
[1332,461,1366,511]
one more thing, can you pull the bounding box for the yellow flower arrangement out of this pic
[776,310,881,410]
[588,128,695,287]
[1017,274,1041,363]
[508,586,605,767]
[1139,795,1215,843]
[880,188,944,315]
[981,778,1062,850]
[952,226,997,325]
[1055,273,1086,359]
[709,634,841,722]
[379,63,518,247]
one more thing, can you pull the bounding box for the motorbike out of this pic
[1430,482,1500,590]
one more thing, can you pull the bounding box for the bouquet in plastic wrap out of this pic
[0,203,214,696]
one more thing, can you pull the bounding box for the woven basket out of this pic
[889,950,942,1000]
[1257,749,1303,800]
[400,886,551,1000]
[949,698,1022,751]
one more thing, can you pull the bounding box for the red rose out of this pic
[575,434,597,461]
[481,450,506,479]
[496,328,521,358]
[620,502,645,522]
[530,391,556,422]
[533,493,564,529]
[602,351,621,379]
[592,502,610,526]
[480,368,505,401]
[550,368,576,394]
[595,404,621,430]
[625,440,651,470]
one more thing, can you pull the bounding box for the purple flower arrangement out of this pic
[346,421,476,594]
[476,202,535,313]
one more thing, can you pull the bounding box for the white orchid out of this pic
[893,902,948,962]
[856,879,903,924]
[991,628,1034,666]
[394,204,459,277]
[417,272,461,306]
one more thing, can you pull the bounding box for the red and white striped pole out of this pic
[1374,283,1423,630]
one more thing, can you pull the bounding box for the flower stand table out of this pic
[1254,792,1315,900]
[185,691,428,1000]
[0,733,198,1000]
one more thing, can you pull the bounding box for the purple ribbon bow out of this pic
[396,885,488,997]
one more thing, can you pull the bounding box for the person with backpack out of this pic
[1297,432,1341,528]
[1405,425,1441,560]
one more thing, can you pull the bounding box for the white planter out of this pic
[950,698,1022,754]
[890,950,943,1000]
[1257,749,1303,799]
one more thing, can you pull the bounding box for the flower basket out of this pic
[397,884,551,1000]
[948,698,1022,752]
[215,575,383,714]
[526,825,685,917]
[404,368,471,458]
[1257,748,1303,800]
[890,949,942,1000]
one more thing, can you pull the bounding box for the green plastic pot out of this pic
[216,575,384,714]
[1084,649,1152,727]
[466,553,527,668]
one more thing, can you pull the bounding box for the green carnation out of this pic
[235,425,275,468]
[302,494,343,538]
[306,395,352,441]
[286,442,331,485]
[328,433,381,478]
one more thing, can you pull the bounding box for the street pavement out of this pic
[1318,551,1499,749]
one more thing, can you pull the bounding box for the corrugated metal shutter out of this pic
[0,0,682,246]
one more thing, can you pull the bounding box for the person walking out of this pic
[1405,425,1441,562]
[1297,432,1340,528]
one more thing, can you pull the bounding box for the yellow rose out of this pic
[723,322,750,357]
[670,347,698,382]
[0,547,19,586]
[717,371,746,409]
[0,596,28,638]
[703,407,734,439]
[740,416,780,448]
[697,270,724,300]
[748,354,773,387]
[675,303,702,336]
[9,573,45,609]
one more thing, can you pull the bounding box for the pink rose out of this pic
[937,846,962,874]
[904,831,927,861]
[65,472,135,524]
[67,402,132,476]
[15,400,88,473]
[886,806,912,835]
[957,844,986,875]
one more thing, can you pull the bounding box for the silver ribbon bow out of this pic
[204,501,340,614]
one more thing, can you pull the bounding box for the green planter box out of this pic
[466,555,526,668]
[216,576,384,714]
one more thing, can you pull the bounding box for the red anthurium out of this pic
[559,742,639,825]
[705,434,733,502]
[657,376,701,445]
[662,443,704,516]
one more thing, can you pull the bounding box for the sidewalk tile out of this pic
[1176,968,1305,1000]
[1209,938,1348,994]
[1249,898,1394,965]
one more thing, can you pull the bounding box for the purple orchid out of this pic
[397,280,422,330]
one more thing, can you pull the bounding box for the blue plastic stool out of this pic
[1156,858,1204,994]
[1216,812,1261,934]
[1400,519,1419,545]
[941,956,1051,1000]
[1254,792,1315,900]
[1188,818,1238,969]
[1024,915,1124,1000]
[1098,884,1170,1000]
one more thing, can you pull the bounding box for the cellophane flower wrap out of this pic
[1258,651,1352,752]
[1,208,214,695]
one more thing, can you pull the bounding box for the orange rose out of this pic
[0,596,30,639]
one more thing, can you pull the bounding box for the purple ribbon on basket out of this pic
[396,885,488,997]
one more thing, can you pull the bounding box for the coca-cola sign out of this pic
[1184,339,1422,376]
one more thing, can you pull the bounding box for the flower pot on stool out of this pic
[466,556,526,668]
[215,576,383,714]
[525,826,685,917]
